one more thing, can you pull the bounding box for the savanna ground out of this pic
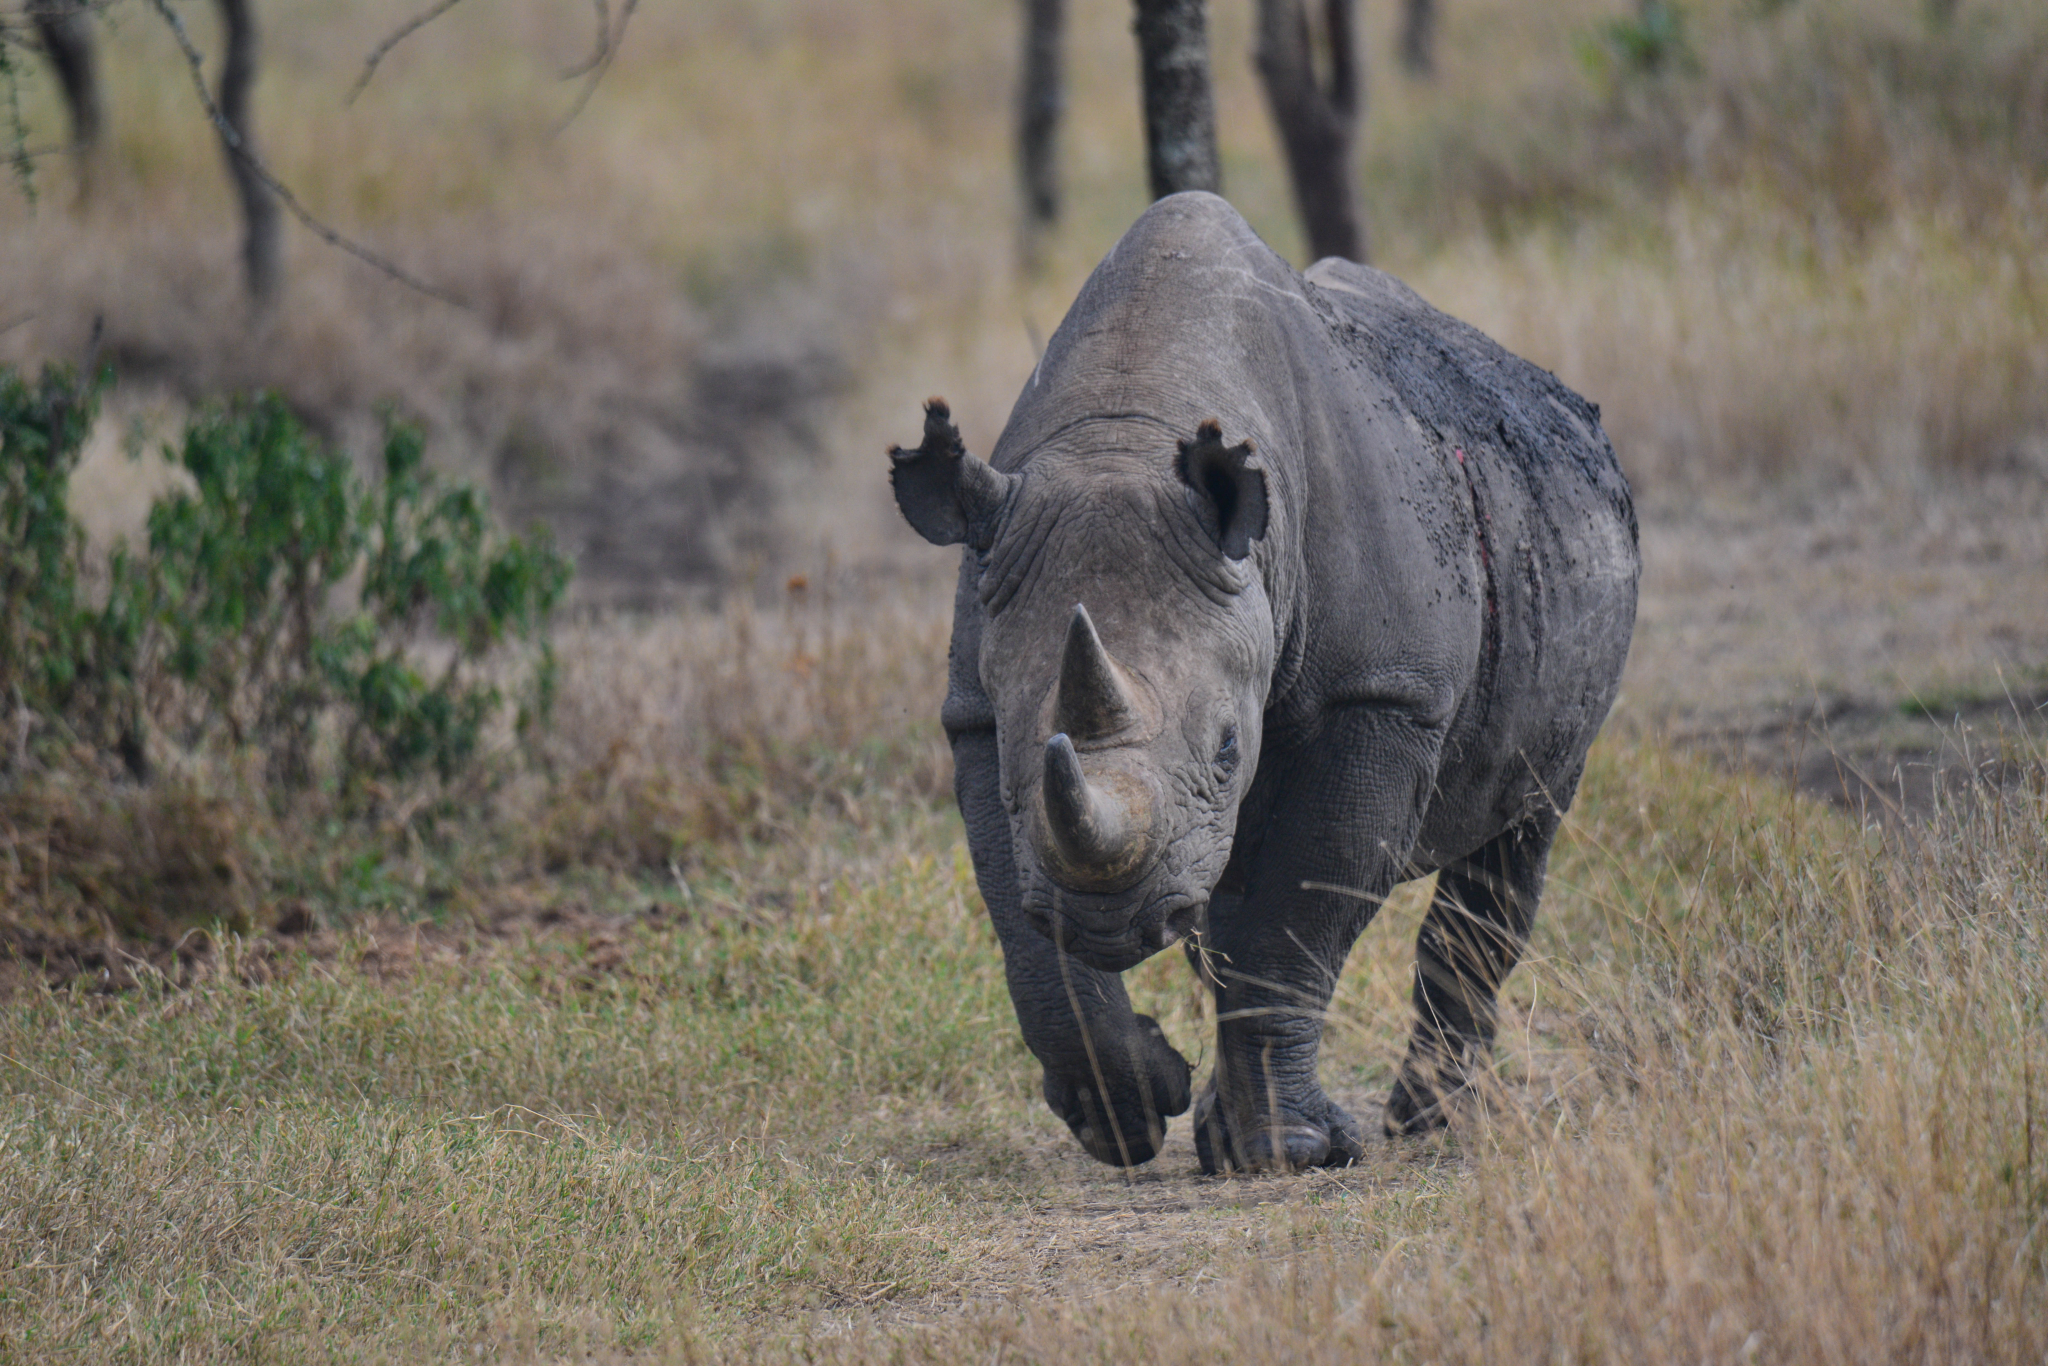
[3,0,2047,1359]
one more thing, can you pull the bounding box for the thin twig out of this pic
[559,0,611,79]
[347,0,467,106]
[553,0,638,134]
[146,0,467,308]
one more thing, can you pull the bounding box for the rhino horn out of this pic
[1053,603,1139,743]
[889,397,1016,550]
[1042,733,1154,889]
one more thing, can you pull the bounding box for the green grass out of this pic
[0,835,1020,1356]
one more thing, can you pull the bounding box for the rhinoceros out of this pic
[889,192,1638,1172]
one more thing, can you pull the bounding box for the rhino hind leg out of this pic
[1385,814,1556,1136]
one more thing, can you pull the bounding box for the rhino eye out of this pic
[1213,725,1240,776]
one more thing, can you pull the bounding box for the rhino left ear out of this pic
[889,397,1017,550]
[1177,419,1268,561]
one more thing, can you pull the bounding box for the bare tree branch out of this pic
[1399,0,1437,78]
[27,0,101,153]
[1254,0,1365,262]
[1017,0,1065,231]
[553,0,637,134]
[146,0,468,308]
[559,0,610,79]
[347,0,466,106]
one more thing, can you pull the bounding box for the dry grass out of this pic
[4,729,2044,1360]
[0,840,1012,1355]
[0,773,259,939]
[4,525,2045,1359]
[759,739,2048,1364]
[1363,0,2048,246]
[524,565,955,874]
[0,557,958,944]
[1405,201,2048,491]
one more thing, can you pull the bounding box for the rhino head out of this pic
[892,399,1275,972]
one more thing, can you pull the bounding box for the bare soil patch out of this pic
[1627,479,2048,820]
[0,882,670,999]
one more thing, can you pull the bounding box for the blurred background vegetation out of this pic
[1,0,2045,947]
[2,0,2041,574]
[0,0,2044,935]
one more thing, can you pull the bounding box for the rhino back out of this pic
[1301,257,1640,848]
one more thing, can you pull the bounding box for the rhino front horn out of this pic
[1042,733,1157,891]
[1053,603,1139,743]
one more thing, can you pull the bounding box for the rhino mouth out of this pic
[1026,886,1204,973]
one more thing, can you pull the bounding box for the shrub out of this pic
[1,365,572,799]
[0,363,97,718]
[0,362,145,772]
[1586,1,1698,79]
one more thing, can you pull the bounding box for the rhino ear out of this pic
[1177,419,1268,560]
[889,398,1017,550]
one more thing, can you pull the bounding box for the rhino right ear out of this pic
[1177,419,1268,561]
[888,398,1017,550]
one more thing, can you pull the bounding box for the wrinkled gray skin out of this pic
[890,193,1638,1172]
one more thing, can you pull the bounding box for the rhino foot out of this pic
[1193,1082,1365,1175]
[1043,1013,1192,1167]
[1382,1073,1452,1137]
[1384,1043,1489,1137]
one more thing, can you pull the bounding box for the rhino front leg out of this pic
[954,728,1192,1166]
[1385,813,1556,1135]
[1195,706,1441,1173]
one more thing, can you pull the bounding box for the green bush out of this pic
[1,365,571,796]
[0,362,142,769]
[0,363,97,717]
[342,419,571,784]
[1581,1,1699,81]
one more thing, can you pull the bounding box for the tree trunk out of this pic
[1398,0,1437,79]
[215,0,283,303]
[1253,0,1365,263]
[29,1,102,164]
[1132,0,1221,199]
[1018,0,1065,231]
